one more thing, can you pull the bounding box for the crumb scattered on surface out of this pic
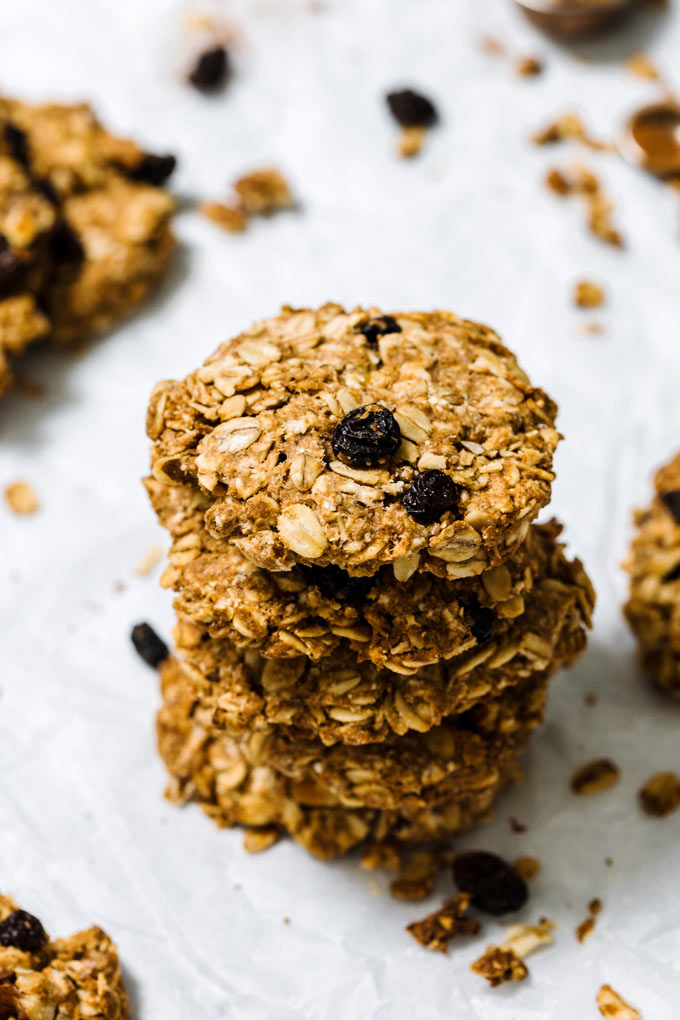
[398,126,427,159]
[471,946,529,987]
[571,758,620,796]
[4,481,39,515]
[579,321,606,336]
[503,918,555,959]
[406,893,481,953]
[513,856,541,882]
[639,771,680,817]
[574,280,605,309]
[200,169,294,236]
[134,544,163,577]
[545,164,623,248]
[576,900,601,943]
[516,56,543,78]
[585,692,598,706]
[532,113,612,152]
[605,857,613,868]
[597,984,642,1019]
[479,36,505,56]
[386,89,438,158]
[625,52,660,80]
[390,848,442,901]
[199,201,249,234]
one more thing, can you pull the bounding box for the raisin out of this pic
[452,851,528,915]
[188,46,230,91]
[0,909,47,952]
[468,599,494,645]
[131,623,169,668]
[129,153,177,187]
[0,236,27,295]
[386,89,438,128]
[304,564,373,604]
[49,221,84,263]
[36,177,59,205]
[402,470,459,524]
[357,315,402,346]
[331,404,401,469]
[661,489,680,525]
[3,123,29,167]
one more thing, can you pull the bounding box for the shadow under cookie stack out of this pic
[145,304,594,859]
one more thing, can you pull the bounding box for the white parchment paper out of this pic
[1,0,680,1016]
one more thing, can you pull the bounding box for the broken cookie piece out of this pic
[0,893,129,1020]
[471,945,528,987]
[406,893,480,952]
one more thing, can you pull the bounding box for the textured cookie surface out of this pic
[157,656,532,858]
[171,522,592,745]
[0,893,129,1020]
[0,96,176,393]
[625,451,680,697]
[147,304,560,577]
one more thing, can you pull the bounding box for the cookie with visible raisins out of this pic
[0,893,130,1019]
[625,450,680,697]
[147,305,560,578]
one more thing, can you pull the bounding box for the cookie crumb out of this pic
[134,544,163,577]
[597,984,641,1019]
[234,169,294,216]
[516,56,543,78]
[4,481,39,515]
[571,758,620,796]
[398,126,427,159]
[625,52,659,80]
[532,113,611,151]
[471,946,528,987]
[406,893,481,953]
[639,770,680,817]
[243,826,280,853]
[584,692,598,706]
[576,900,601,943]
[579,321,606,336]
[503,918,555,958]
[574,280,605,308]
[512,856,541,882]
[199,201,249,234]
[479,36,505,56]
[390,848,440,901]
[605,857,614,868]
[545,167,572,196]
[546,164,623,248]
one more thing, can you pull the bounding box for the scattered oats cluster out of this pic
[145,303,595,859]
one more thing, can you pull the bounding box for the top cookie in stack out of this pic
[146,304,592,858]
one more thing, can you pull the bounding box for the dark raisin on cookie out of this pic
[3,123,30,168]
[129,153,177,187]
[452,851,528,916]
[304,564,374,604]
[402,469,459,524]
[0,236,28,295]
[386,89,438,128]
[48,221,84,264]
[131,623,169,668]
[357,315,402,346]
[331,404,401,469]
[0,909,48,952]
[467,599,494,645]
[188,46,230,91]
[661,490,680,525]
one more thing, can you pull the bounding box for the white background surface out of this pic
[1,0,680,1016]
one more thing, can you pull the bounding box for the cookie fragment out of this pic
[574,280,605,308]
[638,771,680,817]
[570,758,620,796]
[4,480,38,515]
[471,945,528,987]
[406,893,480,952]
[597,984,641,1019]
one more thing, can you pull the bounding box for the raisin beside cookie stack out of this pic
[146,303,594,858]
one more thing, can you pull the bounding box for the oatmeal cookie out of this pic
[0,96,176,393]
[624,451,680,697]
[0,893,129,1019]
[146,476,590,674]
[157,656,528,858]
[171,533,591,746]
[147,304,560,578]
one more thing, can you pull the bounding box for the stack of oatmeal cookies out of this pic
[145,304,594,859]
